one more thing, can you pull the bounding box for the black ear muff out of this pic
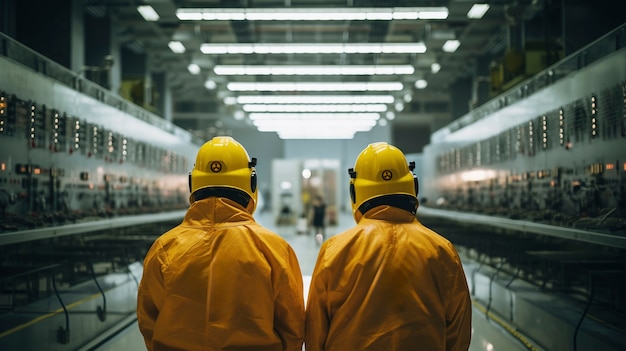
[251,170,257,193]
[249,158,258,193]
[348,168,357,204]
[408,161,419,196]
[188,172,192,193]
[350,181,356,204]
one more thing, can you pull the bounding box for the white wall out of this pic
[271,159,302,222]
[284,125,391,213]
[234,124,391,215]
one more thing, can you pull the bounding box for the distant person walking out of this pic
[310,195,326,244]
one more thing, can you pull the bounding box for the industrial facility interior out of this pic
[0,0,625,350]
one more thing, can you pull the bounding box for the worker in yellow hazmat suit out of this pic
[137,136,305,351]
[305,142,472,351]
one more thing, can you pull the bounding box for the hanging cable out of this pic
[573,281,595,351]
[90,262,107,322]
[486,259,505,321]
[52,273,70,344]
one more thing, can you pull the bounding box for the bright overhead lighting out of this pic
[168,41,186,53]
[442,40,461,53]
[177,7,448,21]
[254,120,377,130]
[277,130,359,140]
[235,95,395,104]
[431,62,441,73]
[254,118,378,139]
[137,5,160,21]
[242,104,387,113]
[249,113,380,121]
[415,79,428,89]
[233,111,245,120]
[223,96,237,105]
[204,79,217,90]
[227,82,404,92]
[214,65,415,75]
[416,10,450,20]
[201,43,426,55]
[247,112,382,139]
[467,4,490,19]
[187,63,201,75]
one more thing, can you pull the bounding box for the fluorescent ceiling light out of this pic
[254,120,377,130]
[168,41,186,53]
[277,130,358,140]
[201,43,426,55]
[227,82,404,92]
[255,118,375,125]
[467,4,490,19]
[177,7,448,21]
[235,95,395,104]
[249,113,380,121]
[431,62,441,73]
[249,113,381,139]
[233,111,245,120]
[214,65,415,76]
[442,40,461,53]
[416,10,450,20]
[223,96,237,105]
[243,104,387,113]
[254,119,377,139]
[204,79,217,90]
[187,63,201,75]
[137,5,160,21]
[415,79,428,89]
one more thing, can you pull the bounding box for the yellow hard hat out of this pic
[189,136,258,212]
[348,142,418,221]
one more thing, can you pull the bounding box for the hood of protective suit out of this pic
[353,198,419,223]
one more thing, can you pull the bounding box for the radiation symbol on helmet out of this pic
[210,162,222,172]
[381,170,393,180]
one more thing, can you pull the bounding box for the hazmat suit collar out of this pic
[356,204,418,223]
[184,197,255,226]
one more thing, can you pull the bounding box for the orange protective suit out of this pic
[305,205,472,351]
[137,197,305,351]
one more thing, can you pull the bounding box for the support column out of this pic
[449,76,473,120]
[152,72,172,122]
[84,5,114,89]
[14,0,73,68]
[0,0,17,37]
[471,55,495,109]
[70,0,85,74]
[120,47,150,110]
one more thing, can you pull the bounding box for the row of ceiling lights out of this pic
[137,4,490,139]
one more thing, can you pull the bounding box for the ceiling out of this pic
[85,0,538,139]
